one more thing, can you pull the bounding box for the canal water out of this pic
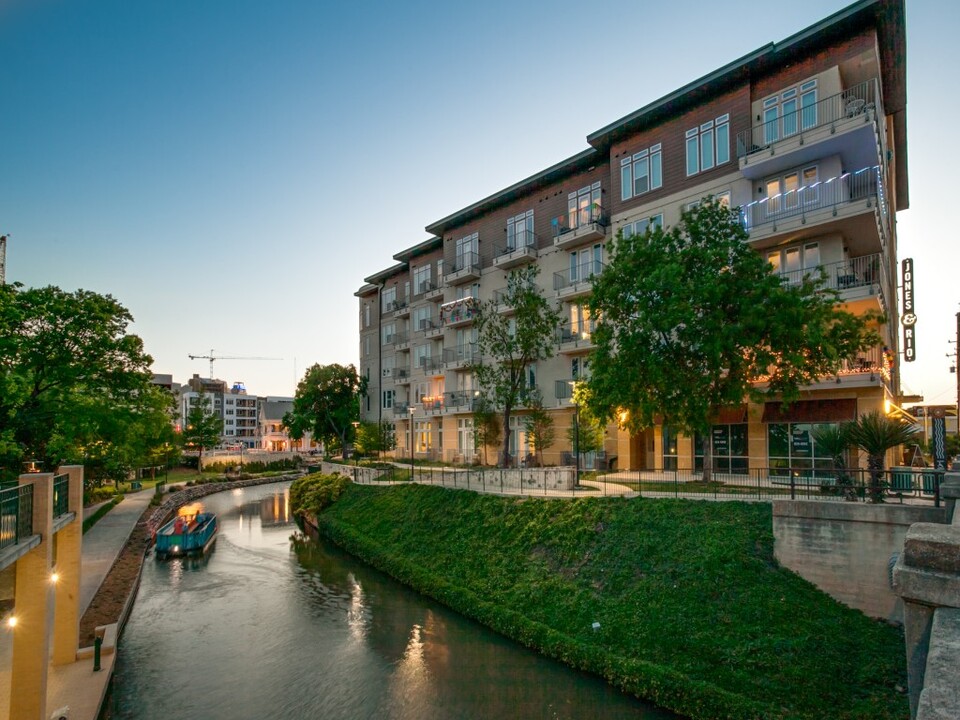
[108,482,675,720]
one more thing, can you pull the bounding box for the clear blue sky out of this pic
[2,0,957,405]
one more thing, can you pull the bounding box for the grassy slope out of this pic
[314,483,907,720]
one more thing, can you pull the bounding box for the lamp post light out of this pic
[351,421,360,467]
[409,406,415,481]
[568,381,580,489]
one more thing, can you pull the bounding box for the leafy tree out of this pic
[472,265,562,467]
[845,410,919,503]
[472,397,501,466]
[285,363,366,460]
[523,390,555,467]
[181,392,223,467]
[586,198,877,477]
[566,383,606,469]
[355,420,396,458]
[0,283,157,482]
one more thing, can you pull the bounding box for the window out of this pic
[455,232,479,269]
[620,144,662,201]
[662,426,679,470]
[570,244,602,282]
[764,165,817,216]
[568,182,601,229]
[569,304,593,338]
[382,323,396,345]
[456,283,479,301]
[694,424,748,473]
[457,418,474,454]
[414,344,431,368]
[382,355,395,378]
[762,79,818,145]
[768,422,836,478]
[571,357,590,380]
[413,306,432,331]
[413,265,432,295]
[382,389,394,409]
[507,210,534,249]
[364,303,371,327]
[364,336,370,357]
[767,243,820,283]
[381,286,396,313]
[622,214,663,238]
[415,421,432,453]
[685,191,730,213]
[685,114,730,176]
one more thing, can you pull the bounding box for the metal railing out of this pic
[495,229,538,258]
[443,343,478,365]
[448,251,481,275]
[392,331,409,346]
[554,379,574,400]
[557,326,593,345]
[736,79,882,158]
[446,390,481,411]
[392,402,410,416]
[414,280,437,298]
[554,260,606,292]
[0,484,34,552]
[554,203,608,237]
[393,368,409,380]
[742,166,884,232]
[416,317,440,333]
[441,304,478,325]
[387,298,409,312]
[775,253,882,293]
[419,356,444,373]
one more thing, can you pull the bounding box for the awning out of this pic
[762,399,857,424]
[710,404,748,425]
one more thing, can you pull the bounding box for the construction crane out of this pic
[188,349,282,378]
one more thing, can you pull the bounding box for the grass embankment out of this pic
[294,475,907,720]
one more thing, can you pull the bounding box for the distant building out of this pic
[179,374,259,448]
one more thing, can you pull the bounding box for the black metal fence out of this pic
[53,473,70,517]
[0,484,34,552]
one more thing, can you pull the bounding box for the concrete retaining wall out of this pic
[319,462,576,492]
[773,500,946,622]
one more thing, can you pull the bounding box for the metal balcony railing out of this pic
[448,251,481,275]
[414,280,437,298]
[736,79,883,158]
[742,166,885,232]
[446,391,481,411]
[443,344,478,365]
[387,298,409,312]
[775,253,883,293]
[0,484,34,552]
[393,368,409,380]
[554,379,574,400]
[495,229,538,258]
[392,331,409,346]
[53,473,70,517]
[554,260,605,292]
[392,402,410,416]
[416,317,440,333]
[557,326,593,345]
[553,203,608,237]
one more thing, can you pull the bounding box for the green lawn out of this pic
[309,482,907,720]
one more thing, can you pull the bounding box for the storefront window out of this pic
[767,422,836,478]
[695,424,748,473]
[662,427,679,470]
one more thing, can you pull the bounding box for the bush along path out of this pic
[292,474,909,720]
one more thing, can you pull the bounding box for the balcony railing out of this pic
[557,326,594,348]
[0,484,34,553]
[554,379,574,401]
[393,368,410,381]
[554,260,606,292]
[392,402,410,416]
[392,331,409,347]
[775,253,883,293]
[414,280,437,299]
[418,356,444,373]
[742,166,885,233]
[387,298,409,313]
[443,343,478,366]
[553,203,608,237]
[736,79,882,159]
[440,299,478,326]
[448,251,481,276]
[446,391,481,411]
[53,473,70,518]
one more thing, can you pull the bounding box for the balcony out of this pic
[736,79,885,180]
[421,395,446,414]
[445,390,481,413]
[440,297,477,328]
[393,331,410,350]
[493,231,539,270]
[390,298,410,318]
[416,317,444,339]
[742,166,889,248]
[554,379,575,408]
[554,260,605,300]
[492,288,513,314]
[418,355,445,376]
[445,251,481,285]
[776,252,886,315]
[553,204,609,249]
[557,326,594,354]
[413,280,443,302]
[443,343,478,369]
[393,368,411,385]
[392,402,410,417]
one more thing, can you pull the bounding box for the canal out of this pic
[108,481,675,719]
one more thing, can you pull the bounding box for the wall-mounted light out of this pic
[6,616,16,629]
[51,572,60,584]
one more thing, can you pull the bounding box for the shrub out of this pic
[289,472,351,517]
[83,486,117,505]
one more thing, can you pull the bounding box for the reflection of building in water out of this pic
[258,489,290,526]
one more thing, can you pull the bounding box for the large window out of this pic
[413,306,432,332]
[382,323,396,345]
[569,304,593,338]
[457,418,474,455]
[621,144,662,201]
[381,286,396,313]
[768,422,837,478]
[455,233,479,269]
[622,214,663,238]
[414,343,431,368]
[662,426,679,471]
[570,244,602,282]
[764,166,818,216]
[695,424,748,473]
[568,182,601,229]
[762,79,818,145]
[767,242,820,282]
[413,264,432,295]
[685,114,730,176]
[415,421,432,453]
[507,210,534,248]
[382,389,394,409]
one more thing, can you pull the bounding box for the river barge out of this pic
[155,504,218,560]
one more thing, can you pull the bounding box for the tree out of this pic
[0,283,157,482]
[181,392,223,467]
[472,397,501,466]
[355,420,396,459]
[472,265,562,467]
[567,383,606,470]
[845,410,919,503]
[522,390,555,467]
[285,363,366,460]
[586,198,878,477]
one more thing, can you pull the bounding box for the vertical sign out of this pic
[931,407,946,471]
[901,258,917,362]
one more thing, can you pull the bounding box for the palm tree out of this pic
[812,424,857,501]
[844,410,919,503]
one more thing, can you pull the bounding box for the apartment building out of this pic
[179,376,261,448]
[357,0,907,473]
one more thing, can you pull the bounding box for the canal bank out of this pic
[295,477,910,720]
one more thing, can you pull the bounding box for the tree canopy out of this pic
[181,392,224,465]
[0,283,164,483]
[472,265,562,467]
[586,199,878,437]
[285,363,366,459]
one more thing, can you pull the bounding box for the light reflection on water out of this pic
[109,482,675,720]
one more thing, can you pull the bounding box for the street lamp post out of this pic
[351,421,360,467]
[568,381,580,489]
[409,406,415,481]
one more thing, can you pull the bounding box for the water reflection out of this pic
[110,482,674,720]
